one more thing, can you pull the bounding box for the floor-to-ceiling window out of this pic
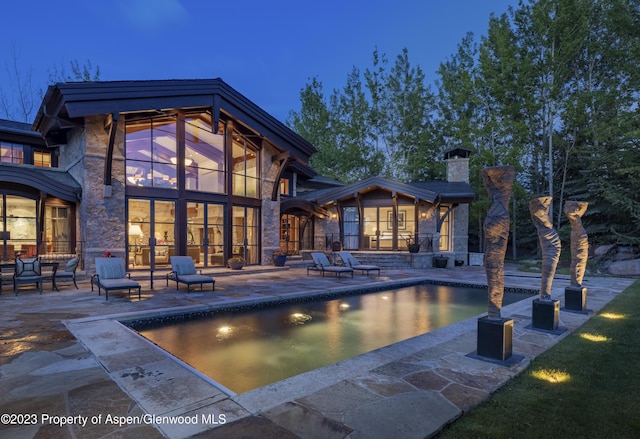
[1,195,36,260]
[127,199,176,268]
[439,206,452,252]
[125,111,262,267]
[344,203,416,251]
[232,206,259,264]
[280,214,300,254]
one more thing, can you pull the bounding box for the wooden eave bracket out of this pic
[103,112,120,196]
[271,151,291,201]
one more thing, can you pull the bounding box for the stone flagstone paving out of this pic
[0,265,634,438]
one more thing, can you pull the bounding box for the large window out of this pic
[0,142,24,164]
[185,115,225,193]
[232,136,259,198]
[439,207,452,252]
[126,117,178,188]
[1,195,36,260]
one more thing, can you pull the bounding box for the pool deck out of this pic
[0,265,635,438]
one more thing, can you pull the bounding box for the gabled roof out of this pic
[33,78,316,162]
[311,176,440,205]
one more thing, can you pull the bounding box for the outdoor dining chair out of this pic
[13,256,43,295]
[55,257,79,289]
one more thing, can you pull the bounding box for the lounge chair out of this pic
[167,256,215,292]
[13,256,43,295]
[92,257,141,300]
[307,252,353,278]
[338,251,381,276]
[55,257,79,289]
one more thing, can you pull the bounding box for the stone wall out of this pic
[261,140,282,263]
[80,116,127,271]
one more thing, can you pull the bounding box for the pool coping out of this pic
[62,277,537,438]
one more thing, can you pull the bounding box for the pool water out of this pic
[139,284,527,393]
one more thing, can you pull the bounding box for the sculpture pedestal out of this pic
[532,299,559,331]
[477,317,513,361]
[564,286,587,312]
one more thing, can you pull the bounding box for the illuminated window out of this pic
[232,135,259,198]
[0,142,24,164]
[280,178,290,196]
[439,207,452,252]
[33,151,52,167]
[125,117,178,189]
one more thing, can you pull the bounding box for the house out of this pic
[0,79,473,271]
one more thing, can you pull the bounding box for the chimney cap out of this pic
[444,148,472,160]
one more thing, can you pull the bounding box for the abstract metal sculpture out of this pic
[482,166,515,319]
[564,201,589,287]
[529,197,561,300]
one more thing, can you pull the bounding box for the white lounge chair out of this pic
[167,256,215,292]
[338,251,381,276]
[307,252,353,278]
[92,257,141,300]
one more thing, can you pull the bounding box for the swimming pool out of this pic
[136,283,528,393]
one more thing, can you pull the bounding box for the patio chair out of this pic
[13,256,43,295]
[338,251,381,276]
[55,257,79,289]
[92,257,141,300]
[307,252,353,278]
[167,256,215,292]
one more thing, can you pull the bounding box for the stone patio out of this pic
[0,265,634,438]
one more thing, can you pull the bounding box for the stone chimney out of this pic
[445,148,471,183]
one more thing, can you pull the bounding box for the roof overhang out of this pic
[0,164,81,202]
[33,78,316,163]
[312,176,439,206]
[280,198,328,218]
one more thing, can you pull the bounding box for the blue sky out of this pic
[1,0,519,123]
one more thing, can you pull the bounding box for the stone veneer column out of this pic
[446,155,470,261]
[261,141,283,263]
[81,116,127,270]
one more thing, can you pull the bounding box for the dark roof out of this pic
[0,118,46,147]
[34,78,316,163]
[0,163,81,202]
[409,181,475,203]
[310,176,440,205]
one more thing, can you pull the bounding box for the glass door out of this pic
[232,206,259,264]
[127,199,176,268]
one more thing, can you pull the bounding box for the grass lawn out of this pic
[434,280,640,439]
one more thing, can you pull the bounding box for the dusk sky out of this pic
[1,0,519,123]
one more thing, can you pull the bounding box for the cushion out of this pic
[96,258,126,279]
[16,257,41,277]
[65,258,78,272]
[174,261,196,275]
